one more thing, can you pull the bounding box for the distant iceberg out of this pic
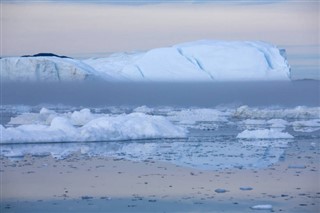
[1,57,97,81]
[1,40,290,81]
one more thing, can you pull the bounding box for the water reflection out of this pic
[0,136,292,170]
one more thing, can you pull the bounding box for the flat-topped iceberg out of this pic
[1,40,290,81]
[117,40,290,81]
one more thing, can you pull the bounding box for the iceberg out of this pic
[1,111,187,143]
[0,56,99,82]
[237,129,294,139]
[1,40,290,81]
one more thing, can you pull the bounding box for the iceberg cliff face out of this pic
[1,57,97,82]
[1,40,291,81]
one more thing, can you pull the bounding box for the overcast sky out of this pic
[1,0,319,56]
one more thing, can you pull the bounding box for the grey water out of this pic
[1,80,319,107]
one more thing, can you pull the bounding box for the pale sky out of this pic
[1,0,319,57]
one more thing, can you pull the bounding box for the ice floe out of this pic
[291,119,320,132]
[251,204,273,210]
[237,129,293,139]
[1,112,187,143]
[167,108,229,125]
[233,105,320,119]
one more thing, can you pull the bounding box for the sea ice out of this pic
[251,204,273,210]
[1,112,187,143]
[233,105,320,119]
[291,119,320,132]
[237,129,293,139]
[167,108,229,125]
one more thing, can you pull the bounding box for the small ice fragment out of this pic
[237,128,293,139]
[215,188,227,193]
[240,187,253,191]
[251,204,273,210]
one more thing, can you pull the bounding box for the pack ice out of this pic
[1,40,290,81]
[1,109,187,143]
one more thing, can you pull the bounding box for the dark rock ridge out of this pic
[21,53,72,59]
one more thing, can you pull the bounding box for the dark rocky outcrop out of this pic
[21,53,72,59]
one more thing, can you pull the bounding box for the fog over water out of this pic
[2,81,319,107]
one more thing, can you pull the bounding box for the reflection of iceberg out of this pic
[0,137,291,170]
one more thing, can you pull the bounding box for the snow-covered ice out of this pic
[234,105,320,119]
[251,204,273,210]
[1,40,290,82]
[1,57,99,81]
[1,111,187,143]
[167,108,229,125]
[236,129,294,139]
[291,119,320,132]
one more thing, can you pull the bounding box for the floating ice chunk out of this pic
[133,105,154,114]
[70,108,96,126]
[237,129,293,139]
[251,204,273,210]
[234,105,320,119]
[267,119,288,128]
[291,119,320,132]
[81,113,187,141]
[39,108,56,114]
[50,117,78,135]
[1,112,186,143]
[188,122,219,130]
[9,112,55,126]
[168,108,228,125]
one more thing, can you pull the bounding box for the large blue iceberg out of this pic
[1,40,290,81]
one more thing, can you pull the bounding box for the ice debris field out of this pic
[1,105,319,170]
[1,40,290,81]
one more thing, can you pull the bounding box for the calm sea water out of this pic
[1,81,319,107]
